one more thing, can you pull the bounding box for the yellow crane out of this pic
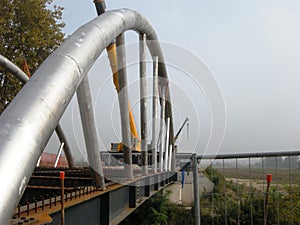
[94,0,140,152]
[107,43,141,152]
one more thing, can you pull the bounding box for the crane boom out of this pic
[95,1,140,152]
[174,117,189,142]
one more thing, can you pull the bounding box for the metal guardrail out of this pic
[12,171,177,225]
[14,186,98,217]
[191,151,300,225]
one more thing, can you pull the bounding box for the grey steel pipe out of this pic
[76,75,106,189]
[140,33,148,175]
[177,150,300,161]
[0,54,75,168]
[172,145,178,171]
[159,85,166,171]
[0,54,29,83]
[148,49,174,158]
[55,124,74,168]
[0,9,172,224]
[95,0,134,178]
[152,56,159,173]
[116,33,133,180]
[195,150,300,160]
[54,142,64,168]
[95,0,135,178]
[168,145,172,171]
[165,117,170,171]
[192,154,201,225]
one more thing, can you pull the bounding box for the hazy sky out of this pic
[46,0,300,158]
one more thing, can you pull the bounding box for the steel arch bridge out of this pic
[0,8,176,225]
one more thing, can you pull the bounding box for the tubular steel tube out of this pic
[165,117,170,171]
[0,54,29,83]
[0,9,172,224]
[95,3,141,154]
[171,145,177,171]
[95,0,175,167]
[195,150,300,160]
[116,33,133,180]
[0,54,75,168]
[140,33,148,175]
[55,124,74,168]
[178,150,300,161]
[159,86,166,172]
[54,142,64,168]
[168,145,172,171]
[152,56,159,173]
[76,75,106,189]
[171,147,178,173]
[192,154,201,225]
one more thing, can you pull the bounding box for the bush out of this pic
[120,191,194,225]
[200,167,300,225]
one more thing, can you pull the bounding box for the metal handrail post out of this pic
[192,154,201,225]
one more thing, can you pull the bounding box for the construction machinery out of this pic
[174,117,189,143]
[94,1,141,152]
[107,43,141,152]
[109,117,189,165]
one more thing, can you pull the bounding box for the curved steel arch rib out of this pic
[0,9,173,224]
[0,54,75,168]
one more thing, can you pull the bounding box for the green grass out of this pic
[215,167,300,185]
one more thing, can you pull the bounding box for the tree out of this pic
[0,0,64,112]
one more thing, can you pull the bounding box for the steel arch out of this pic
[0,9,174,224]
[0,54,75,168]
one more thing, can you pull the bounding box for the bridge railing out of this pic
[190,151,300,225]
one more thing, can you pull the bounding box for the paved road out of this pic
[165,171,214,205]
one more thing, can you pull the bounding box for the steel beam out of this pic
[129,185,137,208]
[154,175,159,191]
[100,192,109,225]
[160,173,165,187]
[144,177,150,197]
[46,173,172,225]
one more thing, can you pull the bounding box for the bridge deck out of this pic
[11,168,177,225]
